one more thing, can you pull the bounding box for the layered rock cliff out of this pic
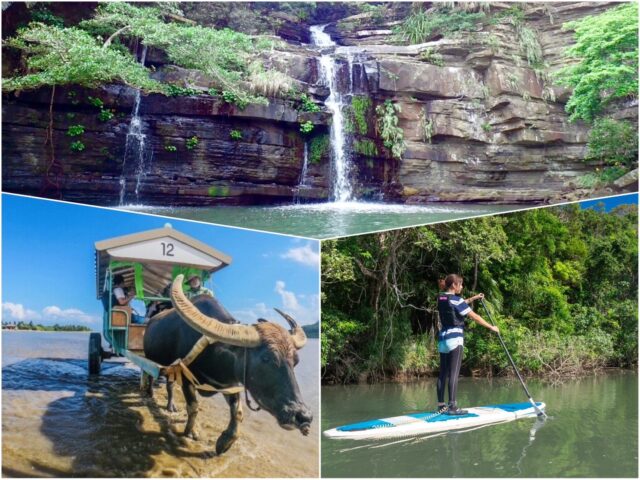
[2,2,636,206]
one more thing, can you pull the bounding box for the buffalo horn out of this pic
[171,274,262,347]
[274,308,307,349]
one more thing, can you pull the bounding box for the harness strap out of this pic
[244,347,261,412]
[163,335,244,395]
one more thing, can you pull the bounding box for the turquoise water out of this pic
[123,202,524,239]
[321,373,638,477]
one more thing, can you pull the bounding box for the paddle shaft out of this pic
[480,299,547,418]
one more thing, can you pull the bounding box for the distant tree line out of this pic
[322,203,638,384]
[302,321,320,339]
[2,321,92,332]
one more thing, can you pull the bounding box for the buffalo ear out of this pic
[257,318,269,323]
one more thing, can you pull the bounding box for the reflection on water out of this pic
[123,202,525,239]
[322,374,638,477]
[2,331,319,477]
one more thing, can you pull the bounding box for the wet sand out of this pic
[2,331,319,477]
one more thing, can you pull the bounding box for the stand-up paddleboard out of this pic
[324,402,545,440]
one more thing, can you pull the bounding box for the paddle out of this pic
[479,298,547,419]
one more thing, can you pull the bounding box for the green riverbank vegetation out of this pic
[321,202,638,384]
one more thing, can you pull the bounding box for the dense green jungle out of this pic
[321,201,638,384]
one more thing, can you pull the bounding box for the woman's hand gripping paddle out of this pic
[480,298,547,419]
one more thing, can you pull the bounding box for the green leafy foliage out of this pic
[354,139,378,157]
[577,166,627,189]
[3,23,163,93]
[418,47,445,67]
[586,118,638,168]
[164,144,177,152]
[70,140,85,152]
[308,135,330,164]
[87,96,104,108]
[395,6,485,44]
[375,100,406,159]
[229,129,243,141]
[555,3,638,122]
[321,204,638,382]
[66,124,85,137]
[298,93,320,113]
[30,5,65,28]
[166,84,199,97]
[97,108,114,122]
[492,4,543,69]
[81,2,278,105]
[299,120,314,135]
[222,90,249,109]
[185,136,199,150]
[350,96,372,136]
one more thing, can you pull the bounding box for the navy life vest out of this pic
[437,293,466,329]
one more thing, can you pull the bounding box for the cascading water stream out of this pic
[119,44,149,205]
[294,142,310,204]
[310,25,353,203]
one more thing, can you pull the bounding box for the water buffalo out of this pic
[143,274,312,454]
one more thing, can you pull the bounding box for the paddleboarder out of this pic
[437,274,499,415]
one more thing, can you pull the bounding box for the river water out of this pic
[2,331,319,477]
[321,373,638,477]
[125,202,522,239]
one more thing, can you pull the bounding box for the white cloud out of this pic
[274,281,319,325]
[232,302,271,324]
[231,282,319,326]
[42,305,98,324]
[2,302,41,321]
[275,280,300,310]
[281,243,319,268]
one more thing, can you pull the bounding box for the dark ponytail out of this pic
[444,274,463,289]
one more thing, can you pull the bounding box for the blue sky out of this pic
[2,194,320,328]
[579,192,638,211]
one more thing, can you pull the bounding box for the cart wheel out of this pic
[88,332,102,375]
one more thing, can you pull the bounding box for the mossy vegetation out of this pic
[208,185,231,197]
[354,139,378,157]
[350,96,372,136]
[418,47,445,67]
[309,134,330,164]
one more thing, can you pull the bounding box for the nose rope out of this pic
[243,347,261,412]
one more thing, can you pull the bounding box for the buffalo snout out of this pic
[278,402,313,435]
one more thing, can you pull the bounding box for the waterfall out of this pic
[310,25,353,203]
[119,44,149,205]
[294,141,310,204]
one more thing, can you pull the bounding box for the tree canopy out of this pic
[321,203,638,383]
[3,2,286,104]
[555,3,638,123]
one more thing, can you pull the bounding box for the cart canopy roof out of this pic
[95,224,231,299]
